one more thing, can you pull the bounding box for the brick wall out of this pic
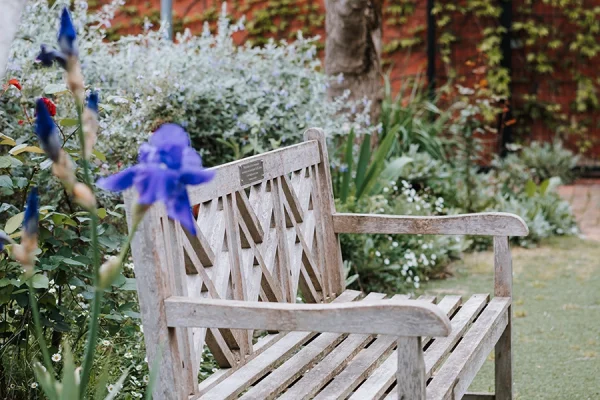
[100,0,600,164]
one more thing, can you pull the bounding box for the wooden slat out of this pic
[197,290,363,400]
[235,190,264,246]
[164,296,451,337]
[123,196,194,399]
[396,337,425,400]
[279,295,410,400]
[241,293,388,400]
[427,297,511,400]
[305,128,345,296]
[311,296,442,400]
[332,212,529,237]
[494,236,513,400]
[187,140,321,204]
[425,294,489,378]
[345,296,461,400]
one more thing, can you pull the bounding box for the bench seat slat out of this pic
[426,296,510,400]
[308,296,441,400]
[277,295,410,400]
[196,290,362,399]
[348,294,487,400]
[240,293,388,400]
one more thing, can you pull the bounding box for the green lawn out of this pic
[417,236,600,399]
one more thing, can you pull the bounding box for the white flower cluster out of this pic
[5,0,371,166]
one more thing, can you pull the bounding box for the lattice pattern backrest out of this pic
[138,134,341,374]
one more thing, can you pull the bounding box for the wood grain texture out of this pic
[396,337,426,400]
[332,212,529,237]
[196,290,363,400]
[187,140,320,204]
[347,295,461,400]
[241,293,388,400]
[305,128,345,296]
[280,294,410,400]
[165,296,451,337]
[427,297,511,400]
[494,236,513,400]
[123,192,194,399]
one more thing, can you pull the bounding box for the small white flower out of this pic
[31,382,38,389]
[124,352,133,359]
[384,258,390,265]
[52,353,61,362]
[414,282,420,289]
[48,288,56,294]
[383,187,389,193]
[49,279,55,286]
[375,251,381,257]
[107,384,115,393]
[135,364,143,371]
[144,356,148,363]
[102,340,110,346]
[392,241,398,248]
[69,285,76,290]
[431,254,437,260]
[143,375,149,383]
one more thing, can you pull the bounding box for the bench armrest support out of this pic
[332,212,529,237]
[164,297,451,337]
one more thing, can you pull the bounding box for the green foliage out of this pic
[380,75,445,160]
[498,141,579,184]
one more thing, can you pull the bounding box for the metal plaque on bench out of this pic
[239,159,264,185]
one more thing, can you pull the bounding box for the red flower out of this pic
[36,97,57,117]
[8,78,21,91]
[18,120,24,125]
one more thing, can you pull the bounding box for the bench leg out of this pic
[494,236,513,400]
[495,314,512,400]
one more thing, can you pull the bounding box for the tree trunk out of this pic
[0,0,26,80]
[325,0,383,121]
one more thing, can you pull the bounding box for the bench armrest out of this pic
[332,212,529,237]
[164,297,451,337]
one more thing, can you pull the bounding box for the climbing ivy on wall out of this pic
[93,0,599,155]
[430,0,599,154]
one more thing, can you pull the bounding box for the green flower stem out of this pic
[73,100,102,398]
[27,283,57,395]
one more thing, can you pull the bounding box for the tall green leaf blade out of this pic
[354,134,371,193]
[356,127,397,199]
[340,129,355,203]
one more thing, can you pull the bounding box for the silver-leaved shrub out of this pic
[4,0,371,167]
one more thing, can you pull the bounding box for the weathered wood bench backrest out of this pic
[125,129,345,389]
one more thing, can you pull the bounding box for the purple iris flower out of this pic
[97,124,215,235]
[87,91,99,113]
[35,7,76,69]
[58,7,77,56]
[35,99,61,162]
[36,44,67,69]
[23,188,39,236]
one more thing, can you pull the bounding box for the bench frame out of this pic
[125,128,527,400]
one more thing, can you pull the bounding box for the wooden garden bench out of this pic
[125,128,528,400]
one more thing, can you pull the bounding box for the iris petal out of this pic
[180,168,216,186]
[96,167,138,192]
[58,7,77,56]
[150,124,190,150]
[166,188,197,235]
[23,188,39,236]
[133,165,178,205]
[35,99,61,162]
